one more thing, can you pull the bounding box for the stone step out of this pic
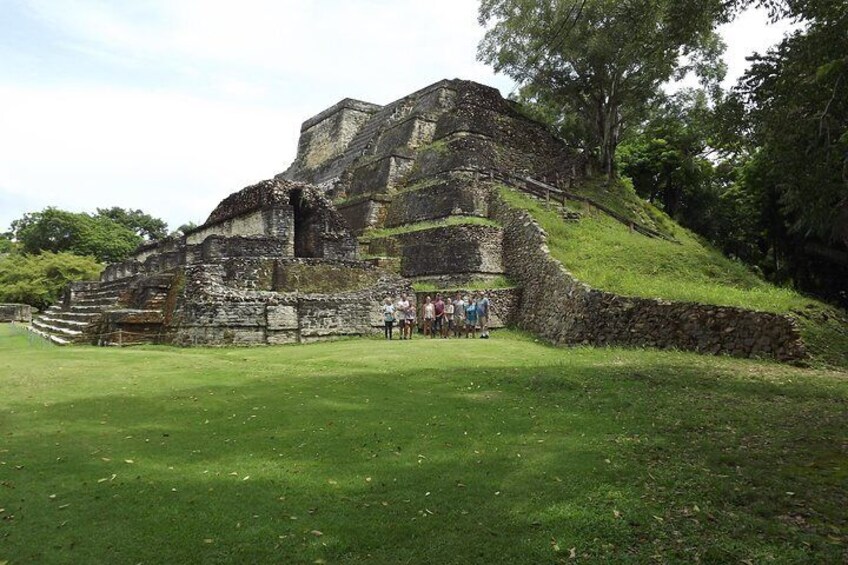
[28,326,71,346]
[31,318,83,338]
[50,311,101,323]
[38,315,93,331]
[38,314,91,330]
[79,288,122,299]
[69,304,105,313]
[74,296,121,307]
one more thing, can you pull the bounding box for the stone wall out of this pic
[384,173,489,227]
[489,192,807,361]
[169,263,412,346]
[348,155,415,198]
[336,197,391,234]
[395,225,503,278]
[0,303,32,322]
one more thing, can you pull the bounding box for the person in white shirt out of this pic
[395,294,410,340]
[381,297,395,340]
[444,297,455,338]
[422,296,435,338]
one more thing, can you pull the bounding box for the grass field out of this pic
[1,326,846,563]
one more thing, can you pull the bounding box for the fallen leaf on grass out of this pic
[310,530,323,537]
[203,539,214,544]
[569,547,577,559]
[124,460,134,464]
[613,509,621,519]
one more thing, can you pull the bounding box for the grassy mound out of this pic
[498,185,848,367]
[1,327,845,563]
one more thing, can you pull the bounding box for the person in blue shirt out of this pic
[476,292,491,339]
[464,295,478,339]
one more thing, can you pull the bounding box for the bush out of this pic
[0,251,103,310]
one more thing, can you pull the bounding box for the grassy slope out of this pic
[0,327,845,563]
[499,186,848,367]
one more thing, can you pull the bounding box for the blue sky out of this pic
[0,1,792,233]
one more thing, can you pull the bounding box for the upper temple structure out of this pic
[28,79,808,361]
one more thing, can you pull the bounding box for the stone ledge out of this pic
[301,98,382,132]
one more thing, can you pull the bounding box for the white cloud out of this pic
[1,0,509,231]
[0,84,304,228]
[718,7,799,87]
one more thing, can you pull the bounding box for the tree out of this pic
[728,3,848,303]
[736,16,847,249]
[0,251,102,310]
[11,208,142,263]
[619,90,716,218]
[173,221,198,236]
[0,233,13,254]
[478,0,727,179]
[95,207,168,240]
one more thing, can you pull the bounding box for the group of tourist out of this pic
[381,292,492,340]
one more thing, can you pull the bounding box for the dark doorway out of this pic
[290,189,321,258]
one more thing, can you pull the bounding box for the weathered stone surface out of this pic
[348,155,415,198]
[395,225,503,278]
[279,99,382,187]
[267,305,298,330]
[374,117,437,156]
[0,303,32,322]
[336,196,391,234]
[385,173,489,227]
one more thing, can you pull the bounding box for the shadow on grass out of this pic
[1,339,846,563]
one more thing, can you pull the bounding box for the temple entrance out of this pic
[290,189,321,258]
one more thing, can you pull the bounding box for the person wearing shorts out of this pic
[395,294,410,340]
[464,296,478,338]
[452,293,465,338]
[405,298,416,339]
[476,292,491,339]
[422,296,435,337]
[444,295,454,338]
[433,294,445,338]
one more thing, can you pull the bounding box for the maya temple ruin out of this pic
[27,79,807,361]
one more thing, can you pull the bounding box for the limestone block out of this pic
[267,330,299,345]
[267,305,298,330]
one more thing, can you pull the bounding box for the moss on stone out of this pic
[361,216,500,241]
[274,263,381,294]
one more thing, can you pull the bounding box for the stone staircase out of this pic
[30,279,129,345]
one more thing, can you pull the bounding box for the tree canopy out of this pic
[10,208,143,263]
[0,251,102,310]
[478,0,727,178]
[96,207,169,241]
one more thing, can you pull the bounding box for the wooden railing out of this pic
[481,169,677,242]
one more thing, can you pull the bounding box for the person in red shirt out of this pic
[433,294,446,338]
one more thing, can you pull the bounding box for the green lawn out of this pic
[498,186,848,368]
[1,326,846,563]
